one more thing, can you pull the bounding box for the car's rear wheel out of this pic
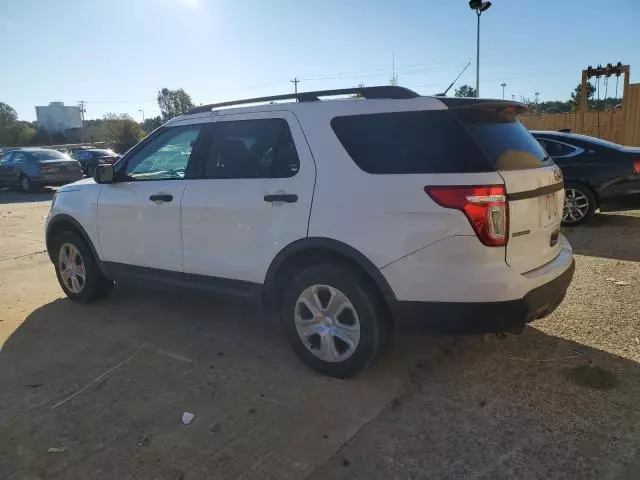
[563,182,596,226]
[52,231,114,303]
[20,175,33,193]
[281,263,390,378]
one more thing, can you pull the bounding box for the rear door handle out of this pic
[149,194,173,203]
[264,194,298,203]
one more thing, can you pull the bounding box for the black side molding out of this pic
[507,182,564,201]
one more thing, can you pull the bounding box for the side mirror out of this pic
[94,164,115,184]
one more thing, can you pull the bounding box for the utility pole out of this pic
[501,82,507,100]
[391,50,398,86]
[290,78,300,94]
[534,91,540,113]
[139,108,145,123]
[77,100,87,144]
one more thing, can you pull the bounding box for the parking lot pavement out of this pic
[1,190,639,480]
[0,188,54,261]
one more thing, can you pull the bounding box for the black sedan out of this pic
[531,131,640,225]
[71,148,120,176]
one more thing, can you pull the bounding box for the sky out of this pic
[3,0,640,122]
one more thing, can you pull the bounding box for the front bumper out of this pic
[396,259,575,333]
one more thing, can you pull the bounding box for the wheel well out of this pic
[264,246,395,318]
[564,180,599,207]
[46,219,88,262]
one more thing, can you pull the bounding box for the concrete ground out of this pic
[0,187,638,480]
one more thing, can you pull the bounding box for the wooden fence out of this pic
[518,83,640,146]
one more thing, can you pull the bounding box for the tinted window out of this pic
[1,152,13,164]
[331,111,490,174]
[455,109,548,170]
[92,149,116,157]
[30,150,69,161]
[537,139,575,157]
[202,118,299,179]
[124,125,202,180]
[12,152,27,164]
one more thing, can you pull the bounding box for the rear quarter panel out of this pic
[298,100,504,268]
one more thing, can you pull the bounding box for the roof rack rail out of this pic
[185,86,420,115]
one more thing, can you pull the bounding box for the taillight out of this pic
[633,160,640,174]
[425,185,508,247]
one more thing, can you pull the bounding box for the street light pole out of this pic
[469,1,492,98]
[476,11,480,98]
[501,82,507,99]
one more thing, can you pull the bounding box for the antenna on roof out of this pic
[435,62,471,97]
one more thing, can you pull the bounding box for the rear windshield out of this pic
[30,150,69,160]
[331,111,491,174]
[455,109,549,170]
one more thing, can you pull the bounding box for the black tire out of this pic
[20,174,34,193]
[563,182,596,226]
[280,263,391,378]
[51,231,114,303]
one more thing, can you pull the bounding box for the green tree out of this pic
[350,83,366,99]
[142,115,163,133]
[570,83,596,111]
[0,102,18,129]
[104,113,145,153]
[157,88,195,121]
[0,102,19,145]
[454,84,477,98]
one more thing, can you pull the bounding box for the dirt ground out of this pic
[0,187,638,480]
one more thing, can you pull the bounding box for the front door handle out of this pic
[149,194,173,203]
[264,194,298,203]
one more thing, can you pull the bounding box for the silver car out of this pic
[0,148,83,192]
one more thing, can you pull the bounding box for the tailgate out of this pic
[454,105,564,274]
[500,165,564,273]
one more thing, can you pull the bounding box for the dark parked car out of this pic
[531,131,640,225]
[71,148,119,176]
[0,148,83,192]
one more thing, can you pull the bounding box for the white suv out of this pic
[45,86,574,377]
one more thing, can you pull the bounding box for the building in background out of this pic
[35,102,82,139]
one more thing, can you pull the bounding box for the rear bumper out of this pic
[396,259,575,333]
[33,173,83,185]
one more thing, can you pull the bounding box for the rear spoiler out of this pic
[436,97,528,115]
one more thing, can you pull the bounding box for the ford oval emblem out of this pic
[554,169,563,182]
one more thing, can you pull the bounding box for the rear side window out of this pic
[536,139,576,158]
[331,111,490,174]
[201,118,300,179]
[455,109,549,170]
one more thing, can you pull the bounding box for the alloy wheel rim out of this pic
[294,284,361,363]
[21,177,30,190]
[563,188,589,223]
[58,243,86,294]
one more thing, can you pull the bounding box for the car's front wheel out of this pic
[52,231,114,303]
[281,263,390,378]
[563,182,596,226]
